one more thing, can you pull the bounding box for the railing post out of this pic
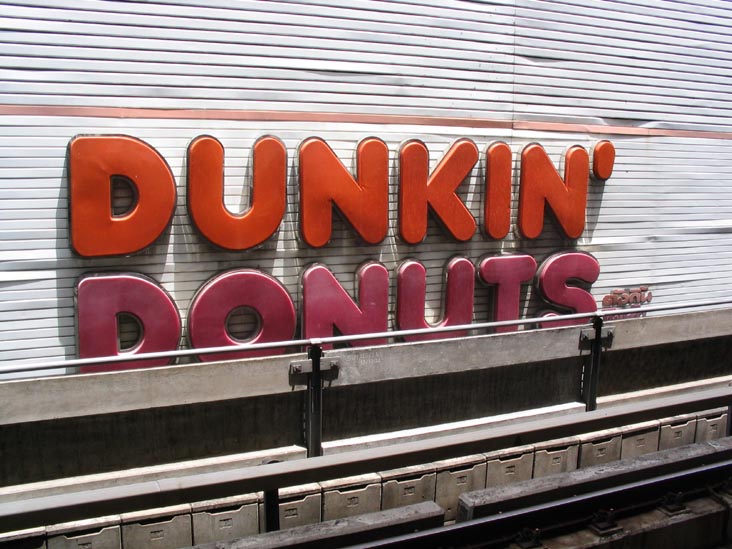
[585,315,605,412]
[306,343,324,457]
[261,458,281,532]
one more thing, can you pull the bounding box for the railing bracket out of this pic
[289,358,339,384]
[579,327,614,350]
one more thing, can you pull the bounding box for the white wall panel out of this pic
[0,0,731,371]
[514,0,732,129]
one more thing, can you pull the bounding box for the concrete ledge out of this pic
[599,374,732,409]
[0,446,305,505]
[322,402,584,454]
[192,501,444,548]
[4,308,731,425]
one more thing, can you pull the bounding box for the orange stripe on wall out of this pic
[0,105,513,129]
[1,105,731,140]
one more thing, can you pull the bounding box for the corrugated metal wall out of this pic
[1,0,731,369]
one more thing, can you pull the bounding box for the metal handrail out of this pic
[2,298,732,376]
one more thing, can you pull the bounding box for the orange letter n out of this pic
[518,144,589,240]
[299,137,388,248]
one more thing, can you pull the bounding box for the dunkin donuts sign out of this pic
[70,135,618,370]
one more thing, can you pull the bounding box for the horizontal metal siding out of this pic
[0,0,731,370]
[514,0,732,129]
[0,0,515,117]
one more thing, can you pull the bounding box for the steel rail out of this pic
[3,385,732,532]
[2,297,732,375]
[354,459,732,548]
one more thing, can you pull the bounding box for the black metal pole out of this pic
[263,488,280,532]
[306,344,324,457]
[586,315,603,412]
[261,458,281,532]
